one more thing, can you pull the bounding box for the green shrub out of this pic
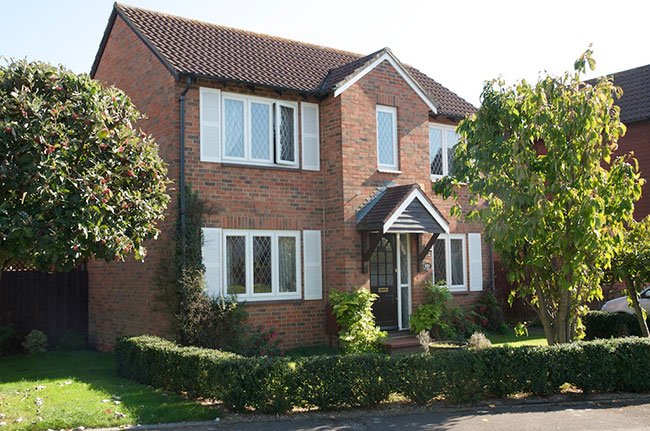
[329,288,386,353]
[0,324,19,356]
[583,310,642,340]
[471,292,507,333]
[394,353,445,403]
[58,332,87,350]
[296,354,394,409]
[176,269,250,353]
[23,329,47,354]
[116,335,650,412]
[410,282,479,341]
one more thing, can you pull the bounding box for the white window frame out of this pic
[376,105,398,171]
[396,233,412,331]
[222,94,248,161]
[432,233,467,292]
[429,123,459,180]
[275,101,299,167]
[222,229,301,301]
[220,92,298,168]
[249,98,275,163]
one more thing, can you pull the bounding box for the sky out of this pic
[1,0,649,106]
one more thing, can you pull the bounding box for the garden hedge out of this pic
[116,335,650,412]
[583,310,645,340]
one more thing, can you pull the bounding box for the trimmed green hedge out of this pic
[583,310,644,340]
[116,336,650,412]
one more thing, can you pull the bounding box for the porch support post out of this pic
[361,231,383,273]
[417,233,439,272]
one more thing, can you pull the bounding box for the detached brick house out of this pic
[88,3,486,350]
[608,64,650,220]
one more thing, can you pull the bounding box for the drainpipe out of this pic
[488,241,495,291]
[179,75,193,269]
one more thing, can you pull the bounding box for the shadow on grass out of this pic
[0,350,218,427]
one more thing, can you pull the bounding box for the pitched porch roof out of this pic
[356,184,449,234]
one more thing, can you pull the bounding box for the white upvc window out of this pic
[376,105,398,171]
[223,230,301,301]
[275,101,298,166]
[429,123,460,179]
[221,92,298,167]
[432,233,467,292]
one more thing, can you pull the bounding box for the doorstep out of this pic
[381,330,423,355]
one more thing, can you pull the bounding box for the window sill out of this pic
[449,290,484,296]
[201,159,304,172]
[237,297,304,305]
[378,169,402,174]
[430,176,468,186]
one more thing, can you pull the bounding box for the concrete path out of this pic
[117,397,650,431]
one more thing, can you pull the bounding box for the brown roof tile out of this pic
[93,3,475,118]
[610,64,650,124]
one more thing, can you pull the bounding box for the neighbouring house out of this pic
[608,64,650,220]
[88,3,487,350]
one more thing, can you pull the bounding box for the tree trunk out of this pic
[556,287,571,344]
[534,284,558,345]
[626,278,649,337]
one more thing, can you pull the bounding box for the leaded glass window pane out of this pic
[226,236,246,295]
[430,127,443,175]
[433,239,446,285]
[401,284,409,329]
[399,234,408,285]
[450,238,464,286]
[278,236,297,293]
[224,99,245,158]
[377,110,395,166]
[251,102,271,160]
[253,236,272,294]
[279,105,295,162]
[446,130,458,176]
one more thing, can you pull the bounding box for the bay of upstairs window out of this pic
[429,124,460,179]
[201,88,321,170]
[222,94,297,166]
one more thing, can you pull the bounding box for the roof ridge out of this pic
[115,2,365,60]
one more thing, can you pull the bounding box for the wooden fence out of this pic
[0,268,88,345]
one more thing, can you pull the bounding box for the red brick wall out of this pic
[89,16,180,350]
[182,79,328,348]
[617,120,650,219]
[327,61,487,311]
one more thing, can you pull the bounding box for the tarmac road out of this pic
[116,397,650,431]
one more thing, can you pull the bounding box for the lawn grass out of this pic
[0,350,218,431]
[488,327,548,347]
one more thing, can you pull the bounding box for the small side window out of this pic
[376,105,398,171]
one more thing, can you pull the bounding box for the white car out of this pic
[601,287,650,314]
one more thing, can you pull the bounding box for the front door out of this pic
[370,234,398,329]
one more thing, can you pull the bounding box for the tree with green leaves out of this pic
[435,50,643,344]
[0,60,170,275]
[609,216,650,337]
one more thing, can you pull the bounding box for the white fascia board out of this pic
[333,51,438,114]
[383,188,449,234]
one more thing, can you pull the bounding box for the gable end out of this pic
[333,50,438,114]
[90,4,179,80]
